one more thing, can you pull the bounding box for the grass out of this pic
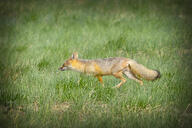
[0,0,192,127]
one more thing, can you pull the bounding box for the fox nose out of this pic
[59,66,66,71]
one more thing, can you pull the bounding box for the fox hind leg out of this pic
[112,72,126,88]
[123,71,143,85]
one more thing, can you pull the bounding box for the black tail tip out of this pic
[155,70,161,79]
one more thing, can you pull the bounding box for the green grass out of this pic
[0,0,192,127]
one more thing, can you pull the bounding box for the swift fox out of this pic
[59,52,160,88]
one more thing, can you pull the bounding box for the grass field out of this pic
[0,0,192,127]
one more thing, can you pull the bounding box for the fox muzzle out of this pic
[58,66,67,71]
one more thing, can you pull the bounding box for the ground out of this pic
[0,0,192,127]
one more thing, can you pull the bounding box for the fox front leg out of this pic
[95,75,104,87]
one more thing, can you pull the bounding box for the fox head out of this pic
[59,52,78,71]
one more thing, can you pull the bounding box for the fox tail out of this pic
[128,61,161,80]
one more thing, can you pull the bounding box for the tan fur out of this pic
[128,61,159,80]
[59,52,160,88]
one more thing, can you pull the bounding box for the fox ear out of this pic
[71,52,78,59]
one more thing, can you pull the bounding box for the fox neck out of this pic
[70,59,86,73]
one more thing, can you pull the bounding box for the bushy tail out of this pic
[128,61,160,80]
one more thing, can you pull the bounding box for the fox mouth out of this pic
[58,67,67,71]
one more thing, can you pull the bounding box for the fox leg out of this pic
[112,72,126,88]
[123,71,143,85]
[96,75,104,87]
